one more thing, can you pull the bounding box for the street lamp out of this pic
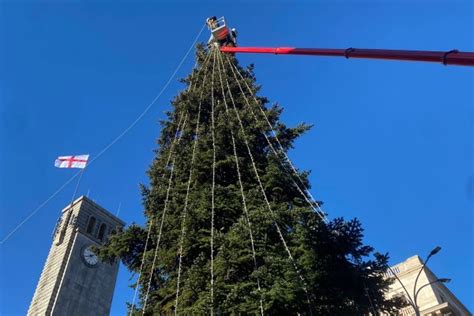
[430,246,442,256]
[437,278,452,283]
[413,246,442,310]
[388,246,446,316]
[414,278,451,310]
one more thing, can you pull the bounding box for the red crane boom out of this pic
[220,46,474,67]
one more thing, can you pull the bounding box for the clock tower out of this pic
[28,196,125,315]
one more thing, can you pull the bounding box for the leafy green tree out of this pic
[98,45,403,315]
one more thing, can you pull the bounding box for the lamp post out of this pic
[414,278,451,310]
[388,246,445,316]
[412,246,442,315]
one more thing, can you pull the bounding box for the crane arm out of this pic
[219,46,474,67]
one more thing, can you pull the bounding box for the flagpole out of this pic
[70,167,86,208]
[116,202,122,217]
[52,166,86,239]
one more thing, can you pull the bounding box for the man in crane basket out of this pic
[206,16,237,48]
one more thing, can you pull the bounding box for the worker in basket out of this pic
[206,16,237,48]
[206,16,218,29]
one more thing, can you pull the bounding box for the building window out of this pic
[69,214,77,226]
[86,216,96,234]
[384,265,401,278]
[105,228,115,241]
[97,223,107,242]
[52,217,63,239]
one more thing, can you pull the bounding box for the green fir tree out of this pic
[98,45,404,315]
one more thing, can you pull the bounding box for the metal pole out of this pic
[413,247,441,312]
[412,256,430,312]
[70,168,85,207]
[220,46,474,67]
[414,279,449,309]
[387,266,418,314]
[363,284,378,315]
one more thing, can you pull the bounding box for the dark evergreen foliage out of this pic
[98,45,403,315]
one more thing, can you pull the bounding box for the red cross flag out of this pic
[54,154,89,169]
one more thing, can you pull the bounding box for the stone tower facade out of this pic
[28,196,125,316]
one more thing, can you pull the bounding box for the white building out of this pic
[384,255,471,316]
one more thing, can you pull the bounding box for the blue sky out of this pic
[1,1,472,315]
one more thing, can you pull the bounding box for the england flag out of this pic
[54,154,89,169]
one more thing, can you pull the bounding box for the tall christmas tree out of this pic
[98,45,403,315]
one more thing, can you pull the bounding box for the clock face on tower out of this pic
[82,245,99,267]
